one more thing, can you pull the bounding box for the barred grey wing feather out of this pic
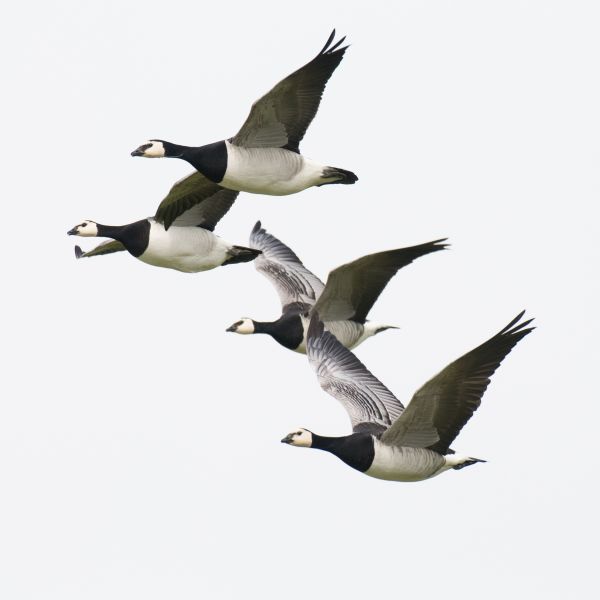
[250,221,325,311]
[307,314,404,432]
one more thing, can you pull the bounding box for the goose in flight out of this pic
[67,178,259,273]
[281,312,534,482]
[226,221,447,353]
[131,30,357,206]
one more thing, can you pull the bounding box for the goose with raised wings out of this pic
[281,312,533,481]
[226,221,447,352]
[131,30,357,208]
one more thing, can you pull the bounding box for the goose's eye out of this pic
[296,432,302,436]
[81,223,87,228]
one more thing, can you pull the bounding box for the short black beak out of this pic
[225,324,236,332]
[67,227,78,236]
[281,434,294,444]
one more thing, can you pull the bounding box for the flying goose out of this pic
[281,312,534,481]
[67,179,260,273]
[226,221,447,353]
[131,30,357,210]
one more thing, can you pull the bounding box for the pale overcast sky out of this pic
[1,1,599,599]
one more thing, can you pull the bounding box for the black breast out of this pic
[96,220,150,257]
[328,434,375,473]
[258,313,305,351]
[118,220,151,257]
[185,141,228,183]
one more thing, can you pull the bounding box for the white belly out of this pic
[139,222,229,273]
[366,443,449,482]
[221,142,326,195]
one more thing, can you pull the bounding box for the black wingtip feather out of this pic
[319,30,336,55]
[328,36,347,53]
[499,311,535,337]
[74,246,83,259]
[252,220,262,235]
[318,30,348,56]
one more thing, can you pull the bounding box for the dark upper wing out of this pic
[74,240,126,259]
[250,221,325,312]
[154,172,239,230]
[313,240,448,323]
[307,314,405,434]
[231,30,348,152]
[381,312,534,453]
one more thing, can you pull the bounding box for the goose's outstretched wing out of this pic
[307,314,405,434]
[231,31,348,152]
[250,221,325,312]
[381,312,534,453]
[313,240,448,323]
[154,172,239,231]
[74,240,126,259]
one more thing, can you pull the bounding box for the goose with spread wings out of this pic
[131,30,357,205]
[67,177,260,273]
[281,312,534,481]
[226,221,447,353]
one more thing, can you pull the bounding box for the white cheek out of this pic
[79,224,98,237]
[145,142,165,158]
[294,433,312,448]
[237,321,255,334]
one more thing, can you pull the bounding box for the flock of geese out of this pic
[68,31,533,483]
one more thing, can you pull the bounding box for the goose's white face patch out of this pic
[70,220,98,237]
[228,318,255,334]
[282,428,312,448]
[140,140,165,158]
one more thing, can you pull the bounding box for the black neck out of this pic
[311,433,345,452]
[168,140,228,183]
[252,315,304,351]
[96,220,150,258]
[96,223,128,241]
[311,433,375,473]
[161,141,189,158]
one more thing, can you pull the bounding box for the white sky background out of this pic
[1,1,598,598]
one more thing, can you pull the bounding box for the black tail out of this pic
[374,325,399,336]
[453,457,487,471]
[319,166,358,186]
[223,246,262,266]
